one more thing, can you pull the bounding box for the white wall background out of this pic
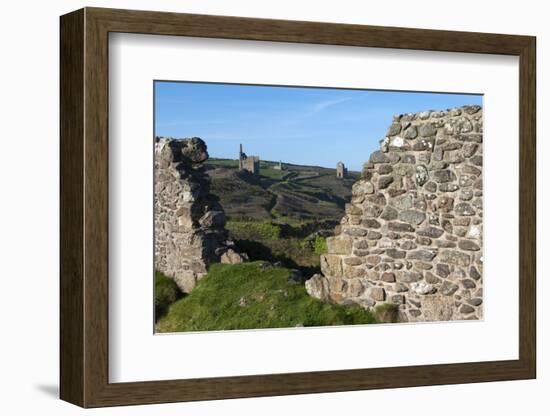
[0,0,546,414]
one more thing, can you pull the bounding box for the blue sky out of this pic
[155,81,482,171]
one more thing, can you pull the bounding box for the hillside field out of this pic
[205,158,359,274]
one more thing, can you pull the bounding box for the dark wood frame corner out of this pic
[60,7,536,408]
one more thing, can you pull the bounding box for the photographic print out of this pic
[153,81,483,332]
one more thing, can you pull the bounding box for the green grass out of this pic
[260,168,286,180]
[155,271,183,319]
[206,158,239,168]
[156,262,377,332]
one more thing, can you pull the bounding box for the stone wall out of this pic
[306,105,483,322]
[154,137,246,293]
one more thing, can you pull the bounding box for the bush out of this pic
[227,220,281,240]
[155,271,183,320]
[313,235,328,255]
[373,303,399,323]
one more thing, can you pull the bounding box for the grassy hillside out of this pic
[205,158,359,275]
[206,158,359,222]
[156,262,377,332]
[208,168,274,219]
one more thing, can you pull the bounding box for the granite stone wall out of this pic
[306,105,483,322]
[154,137,246,293]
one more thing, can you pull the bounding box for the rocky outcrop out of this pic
[307,106,483,322]
[154,137,246,293]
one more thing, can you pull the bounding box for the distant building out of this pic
[336,161,347,178]
[238,144,260,175]
[273,160,284,171]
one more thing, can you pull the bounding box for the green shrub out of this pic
[373,303,399,323]
[155,271,183,320]
[313,235,328,255]
[156,262,377,332]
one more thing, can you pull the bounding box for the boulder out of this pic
[305,274,330,301]
[220,249,247,264]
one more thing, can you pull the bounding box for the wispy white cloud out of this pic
[310,97,354,113]
[280,96,356,127]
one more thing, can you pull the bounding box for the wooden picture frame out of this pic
[60,7,536,408]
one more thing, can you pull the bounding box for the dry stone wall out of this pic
[306,105,483,322]
[155,137,246,293]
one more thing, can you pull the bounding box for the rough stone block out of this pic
[436,263,451,278]
[320,254,343,277]
[399,271,423,283]
[381,272,396,282]
[362,218,381,229]
[380,206,399,220]
[327,236,354,254]
[388,222,415,233]
[416,226,444,238]
[343,256,363,266]
[329,277,346,293]
[398,210,426,225]
[458,239,481,251]
[386,248,407,259]
[440,250,471,267]
[378,175,394,189]
[368,287,386,301]
[420,295,458,321]
[408,249,438,261]
[347,279,365,297]
[432,169,457,183]
[343,227,369,237]
[455,202,476,216]
[439,280,459,296]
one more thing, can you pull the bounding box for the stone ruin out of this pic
[336,161,347,178]
[306,105,484,322]
[238,143,260,175]
[154,137,247,293]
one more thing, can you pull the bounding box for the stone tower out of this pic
[238,144,260,175]
[336,161,347,178]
